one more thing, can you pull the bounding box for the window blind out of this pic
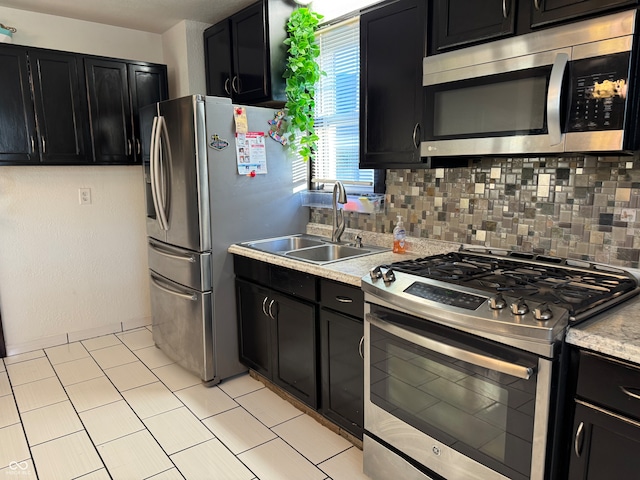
[313,17,373,193]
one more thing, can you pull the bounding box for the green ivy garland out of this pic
[283,7,324,162]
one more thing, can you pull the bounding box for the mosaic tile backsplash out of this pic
[310,155,640,268]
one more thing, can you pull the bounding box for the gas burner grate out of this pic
[383,251,639,318]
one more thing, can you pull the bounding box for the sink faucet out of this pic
[331,181,347,242]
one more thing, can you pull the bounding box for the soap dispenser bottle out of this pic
[393,215,406,254]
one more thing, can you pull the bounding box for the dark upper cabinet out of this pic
[0,46,89,165]
[431,0,516,53]
[204,21,233,98]
[85,58,168,164]
[530,0,637,27]
[430,0,638,54]
[128,63,169,161]
[204,0,293,105]
[359,0,427,169]
[0,46,37,164]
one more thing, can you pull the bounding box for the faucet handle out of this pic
[354,234,363,248]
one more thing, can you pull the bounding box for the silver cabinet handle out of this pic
[127,139,132,156]
[232,76,239,93]
[150,275,197,301]
[369,315,535,380]
[534,0,542,11]
[574,421,584,457]
[412,123,420,149]
[41,137,46,154]
[620,386,640,401]
[502,0,510,18]
[547,53,568,146]
[136,138,141,155]
[336,296,353,303]
[268,299,276,319]
[224,78,231,95]
[262,297,269,317]
[31,136,35,153]
[148,240,196,263]
[358,335,364,359]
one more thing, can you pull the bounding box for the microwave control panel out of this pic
[567,52,630,132]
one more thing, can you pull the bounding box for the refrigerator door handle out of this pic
[150,116,165,230]
[154,116,170,231]
[149,240,196,263]
[150,274,198,301]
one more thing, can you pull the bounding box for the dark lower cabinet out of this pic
[234,256,367,430]
[569,401,640,478]
[568,349,640,478]
[320,308,364,439]
[235,259,318,409]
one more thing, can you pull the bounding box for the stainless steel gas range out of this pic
[361,249,639,480]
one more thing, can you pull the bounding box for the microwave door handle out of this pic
[547,52,568,146]
[368,315,535,380]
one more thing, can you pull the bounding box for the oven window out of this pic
[369,323,536,480]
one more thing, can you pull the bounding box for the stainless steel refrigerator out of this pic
[142,95,308,384]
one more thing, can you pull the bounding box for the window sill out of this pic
[302,191,384,214]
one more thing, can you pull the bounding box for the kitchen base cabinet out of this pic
[320,308,364,439]
[235,257,318,409]
[568,349,640,479]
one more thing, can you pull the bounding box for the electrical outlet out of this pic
[79,188,91,205]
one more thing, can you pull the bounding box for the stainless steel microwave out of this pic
[421,9,639,157]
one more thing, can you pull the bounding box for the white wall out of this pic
[162,20,211,98]
[0,6,166,354]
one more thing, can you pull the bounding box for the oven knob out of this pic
[488,294,507,310]
[382,268,396,283]
[533,304,553,321]
[370,266,382,281]
[511,298,529,315]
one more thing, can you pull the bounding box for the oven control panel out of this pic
[404,282,486,310]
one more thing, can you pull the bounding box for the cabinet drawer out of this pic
[233,255,270,284]
[577,351,640,421]
[320,279,364,318]
[270,265,317,301]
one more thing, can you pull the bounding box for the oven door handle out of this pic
[368,316,535,380]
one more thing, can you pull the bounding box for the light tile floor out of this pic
[0,327,368,480]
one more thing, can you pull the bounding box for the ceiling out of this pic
[0,0,258,34]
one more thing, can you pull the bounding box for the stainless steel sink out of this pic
[243,235,325,253]
[285,244,371,263]
[240,234,389,264]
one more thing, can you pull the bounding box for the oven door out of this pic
[364,303,553,480]
[421,49,569,157]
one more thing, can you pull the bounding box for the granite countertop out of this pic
[229,223,640,365]
[565,295,640,365]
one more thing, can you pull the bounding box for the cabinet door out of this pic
[30,50,90,164]
[128,63,168,163]
[320,308,364,438]
[431,0,516,52]
[236,279,272,377]
[231,1,269,103]
[0,46,38,164]
[569,402,640,479]
[204,20,233,98]
[530,0,636,28]
[85,58,133,164]
[360,0,426,168]
[273,292,318,408]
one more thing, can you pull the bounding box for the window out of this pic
[313,17,375,193]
